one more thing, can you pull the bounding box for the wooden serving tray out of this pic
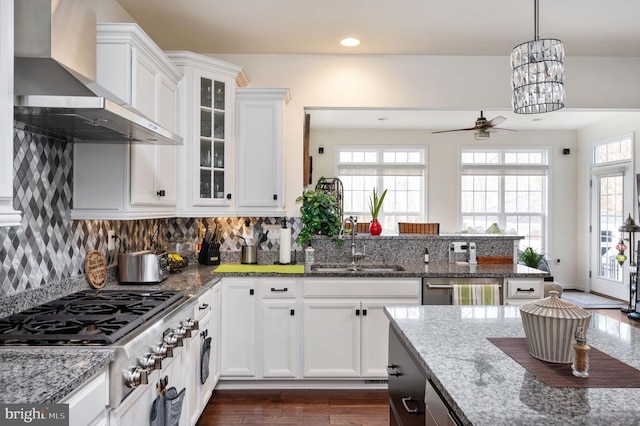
[477,256,513,264]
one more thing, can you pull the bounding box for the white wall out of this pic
[311,127,579,286]
[97,0,136,22]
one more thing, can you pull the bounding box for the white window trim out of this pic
[334,145,429,224]
[458,146,551,252]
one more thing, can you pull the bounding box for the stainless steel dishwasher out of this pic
[422,277,503,305]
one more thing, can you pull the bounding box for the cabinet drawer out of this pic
[388,327,426,426]
[261,279,297,298]
[506,279,544,299]
[303,278,421,298]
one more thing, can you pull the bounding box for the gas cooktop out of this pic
[0,289,185,345]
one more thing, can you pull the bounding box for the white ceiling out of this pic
[306,108,636,131]
[116,0,640,131]
[117,0,640,57]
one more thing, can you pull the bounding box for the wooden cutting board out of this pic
[477,256,513,264]
[85,250,107,288]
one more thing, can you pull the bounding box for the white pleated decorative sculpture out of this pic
[520,291,591,364]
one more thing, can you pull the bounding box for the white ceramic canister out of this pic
[520,291,591,364]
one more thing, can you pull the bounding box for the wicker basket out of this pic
[520,291,591,363]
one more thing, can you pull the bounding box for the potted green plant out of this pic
[368,187,387,236]
[296,185,343,247]
[519,246,545,269]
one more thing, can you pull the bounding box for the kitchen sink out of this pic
[310,264,405,273]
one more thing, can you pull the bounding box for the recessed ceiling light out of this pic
[340,37,360,47]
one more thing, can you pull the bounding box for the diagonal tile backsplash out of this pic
[0,128,301,299]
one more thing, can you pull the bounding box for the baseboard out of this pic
[216,379,388,390]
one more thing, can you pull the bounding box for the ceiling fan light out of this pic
[474,129,490,140]
[511,1,565,114]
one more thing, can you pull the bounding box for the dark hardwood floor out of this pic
[196,307,640,426]
[196,389,389,425]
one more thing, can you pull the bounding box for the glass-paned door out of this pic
[197,77,227,202]
[591,170,633,300]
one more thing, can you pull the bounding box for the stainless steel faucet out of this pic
[339,216,365,268]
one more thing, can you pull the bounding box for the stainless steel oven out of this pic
[0,289,200,411]
[422,278,503,305]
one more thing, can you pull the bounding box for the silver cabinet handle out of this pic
[401,396,420,414]
[270,287,288,292]
[517,287,535,292]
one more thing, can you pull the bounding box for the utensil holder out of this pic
[241,245,257,264]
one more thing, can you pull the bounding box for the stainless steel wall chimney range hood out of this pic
[13,0,182,146]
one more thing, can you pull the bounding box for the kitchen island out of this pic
[386,305,640,425]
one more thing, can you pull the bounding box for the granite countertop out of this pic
[210,261,547,278]
[386,305,640,425]
[0,349,115,404]
[102,263,221,296]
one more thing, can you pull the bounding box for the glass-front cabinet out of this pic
[199,77,227,201]
[167,51,248,214]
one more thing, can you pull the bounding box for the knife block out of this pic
[198,241,220,265]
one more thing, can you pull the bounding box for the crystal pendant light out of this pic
[511,0,565,114]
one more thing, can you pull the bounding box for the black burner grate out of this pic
[0,289,185,345]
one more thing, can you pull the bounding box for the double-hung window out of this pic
[337,147,427,233]
[460,148,549,251]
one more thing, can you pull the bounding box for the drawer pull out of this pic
[401,396,421,414]
[270,287,288,292]
[386,365,401,377]
[517,287,535,292]
[198,303,209,310]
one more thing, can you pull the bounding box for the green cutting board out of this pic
[214,264,304,274]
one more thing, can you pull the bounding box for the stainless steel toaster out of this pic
[118,250,170,284]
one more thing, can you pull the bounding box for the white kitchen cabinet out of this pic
[220,277,300,380]
[220,278,257,377]
[503,278,544,305]
[261,279,299,378]
[235,88,290,216]
[303,299,361,377]
[302,278,421,378]
[61,369,109,426]
[0,0,20,227]
[167,51,248,217]
[206,283,221,399]
[72,23,182,220]
[186,282,219,426]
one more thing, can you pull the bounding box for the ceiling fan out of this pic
[431,111,517,140]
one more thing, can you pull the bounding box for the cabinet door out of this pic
[302,300,360,377]
[194,74,232,206]
[220,279,257,377]
[236,91,286,209]
[185,331,200,426]
[130,49,159,206]
[361,299,419,378]
[261,300,298,378]
[130,51,177,206]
